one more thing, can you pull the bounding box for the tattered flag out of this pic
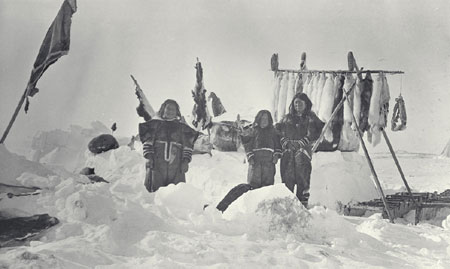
[24,0,77,113]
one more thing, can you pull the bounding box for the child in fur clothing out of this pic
[240,110,282,188]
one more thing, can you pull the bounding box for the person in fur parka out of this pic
[139,99,198,192]
[276,93,325,206]
[240,110,282,189]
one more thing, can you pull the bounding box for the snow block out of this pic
[154,183,206,220]
[223,184,299,219]
[309,151,379,210]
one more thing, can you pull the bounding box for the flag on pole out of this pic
[24,0,77,113]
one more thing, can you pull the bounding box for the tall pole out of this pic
[0,89,28,144]
[346,52,394,223]
[381,130,414,196]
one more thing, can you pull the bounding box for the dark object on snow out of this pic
[6,191,41,199]
[79,167,109,183]
[208,92,226,117]
[216,183,254,212]
[88,134,119,154]
[0,214,59,247]
[79,167,95,176]
[0,183,41,200]
[87,174,109,184]
[0,183,40,196]
[111,122,117,133]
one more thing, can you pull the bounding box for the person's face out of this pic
[293,98,306,113]
[260,113,270,128]
[163,103,177,119]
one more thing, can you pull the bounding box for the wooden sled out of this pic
[344,189,450,224]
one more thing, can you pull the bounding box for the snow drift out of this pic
[1,126,450,268]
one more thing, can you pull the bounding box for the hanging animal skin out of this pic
[277,72,289,120]
[314,73,326,113]
[271,72,282,122]
[343,74,355,125]
[352,76,362,131]
[318,74,338,142]
[303,73,311,94]
[295,73,304,94]
[311,73,320,111]
[339,74,359,151]
[303,73,311,98]
[379,74,390,128]
[359,73,373,133]
[286,73,297,113]
[391,95,407,131]
[369,73,383,146]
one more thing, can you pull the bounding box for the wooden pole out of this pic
[381,130,414,197]
[0,89,28,144]
[346,52,394,223]
[382,129,421,224]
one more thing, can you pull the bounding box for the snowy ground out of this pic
[1,135,450,268]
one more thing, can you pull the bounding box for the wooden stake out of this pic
[342,89,395,223]
[345,52,394,223]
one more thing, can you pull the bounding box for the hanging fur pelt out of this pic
[192,60,212,130]
[391,95,407,131]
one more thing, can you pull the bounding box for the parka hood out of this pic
[157,99,182,120]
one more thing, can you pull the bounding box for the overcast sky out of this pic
[1,0,449,154]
